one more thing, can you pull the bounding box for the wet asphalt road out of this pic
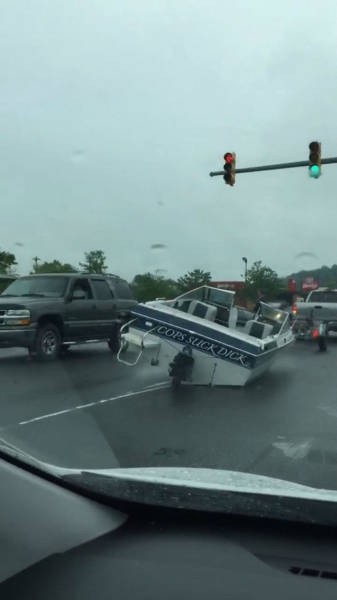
[0,340,337,490]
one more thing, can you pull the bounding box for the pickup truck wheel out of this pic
[33,323,62,361]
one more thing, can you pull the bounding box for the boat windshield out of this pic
[257,302,290,333]
[176,286,234,310]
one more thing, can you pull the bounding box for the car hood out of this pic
[74,466,337,502]
[3,438,337,525]
[0,296,62,307]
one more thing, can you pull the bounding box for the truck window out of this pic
[91,279,113,300]
[71,278,93,300]
[3,276,68,298]
[115,281,133,299]
[309,291,337,303]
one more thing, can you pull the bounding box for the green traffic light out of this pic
[309,164,321,178]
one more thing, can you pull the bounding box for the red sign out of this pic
[301,277,319,291]
[287,278,296,293]
[211,281,244,291]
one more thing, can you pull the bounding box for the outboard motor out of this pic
[169,346,194,388]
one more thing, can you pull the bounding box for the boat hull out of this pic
[121,310,294,387]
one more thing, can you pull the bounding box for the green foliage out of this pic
[131,273,179,302]
[31,259,77,274]
[245,261,281,299]
[79,250,108,274]
[177,269,212,293]
[0,249,17,275]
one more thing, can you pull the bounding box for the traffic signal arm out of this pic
[210,155,337,177]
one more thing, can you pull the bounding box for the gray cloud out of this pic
[1,0,336,280]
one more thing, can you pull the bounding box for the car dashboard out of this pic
[1,456,337,599]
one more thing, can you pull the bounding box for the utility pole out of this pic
[242,257,248,281]
[33,256,40,272]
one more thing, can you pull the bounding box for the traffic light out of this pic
[308,141,321,178]
[223,152,236,186]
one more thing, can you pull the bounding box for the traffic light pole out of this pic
[209,156,337,177]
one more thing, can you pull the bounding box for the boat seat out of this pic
[173,299,192,312]
[215,306,229,326]
[228,307,238,329]
[187,300,217,322]
[172,299,217,322]
[244,320,274,339]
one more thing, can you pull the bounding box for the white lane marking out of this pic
[143,380,170,390]
[17,383,170,427]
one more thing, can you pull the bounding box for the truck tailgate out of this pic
[296,302,337,320]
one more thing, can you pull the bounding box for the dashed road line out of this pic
[17,383,170,427]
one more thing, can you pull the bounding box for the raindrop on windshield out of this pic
[155,269,167,276]
[150,243,167,250]
[293,251,320,272]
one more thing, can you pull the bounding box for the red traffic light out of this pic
[223,151,236,186]
[309,141,320,162]
[309,141,320,152]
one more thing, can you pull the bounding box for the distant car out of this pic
[0,272,137,360]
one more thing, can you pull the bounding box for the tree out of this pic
[131,273,179,302]
[31,259,77,274]
[79,250,108,274]
[177,269,212,293]
[0,249,17,275]
[245,261,281,300]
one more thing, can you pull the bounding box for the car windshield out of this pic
[1,0,337,525]
[2,277,68,298]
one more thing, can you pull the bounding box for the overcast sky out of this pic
[1,0,337,281]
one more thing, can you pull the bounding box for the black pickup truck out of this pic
[0,273,137,360]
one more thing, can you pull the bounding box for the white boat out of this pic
[117,286,294,387]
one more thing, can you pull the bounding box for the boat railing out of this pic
[117,319,161,366]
